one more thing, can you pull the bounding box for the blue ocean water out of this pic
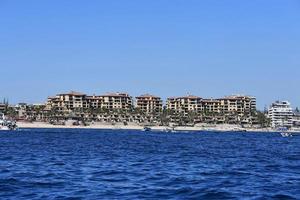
[0,129,299,200]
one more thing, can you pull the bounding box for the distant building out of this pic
[201,99,222,113]
[136,94,163,113]
[100,93,133,111]
[217,95,256,115]
[268,101,293,128]
[166,94,256,116]
[292,111,300,127]
[166,95,202,113]
[58,91,88,110]
[14,103,28,118]
[46,96,60,111]
[86,95,103,109]
[46,91,88,112]
[44,91,257,123]
[46,91,133,112]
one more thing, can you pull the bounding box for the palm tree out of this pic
[255,111,270,128]
[159,108,172,126]
[187,111,197,126]
[5,106,18,119]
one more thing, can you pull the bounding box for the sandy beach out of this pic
[16,121,286,133]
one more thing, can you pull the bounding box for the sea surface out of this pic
[0,129,299,200]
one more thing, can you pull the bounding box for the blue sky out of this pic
[0,0,299,109]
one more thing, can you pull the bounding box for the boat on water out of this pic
[142,126,177,133]
[281,132,293,137]
[278,127,292,137]
[143,126,152,132]
[0,113,18,131]
[163,127,177,133]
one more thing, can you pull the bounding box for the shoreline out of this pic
[16,122,300,133]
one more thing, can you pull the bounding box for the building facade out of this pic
[45,91,257,123]
[292,112,300,127]
[201,99,222,113]
[268,101,293,128]
[217,95,256,115]
[166,95,202,113]
[166,94,256,116]
[46,91,134,112]
[136,94,163,113]
[46,91,88,112]
[86,95,104,109]
[100,93,133,110]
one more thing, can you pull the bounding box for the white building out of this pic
[292,112,300,127]
[268,101,293,128]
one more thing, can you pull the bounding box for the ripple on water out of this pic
[0,129,299,199]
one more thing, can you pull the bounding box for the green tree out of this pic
[256,111,270,128]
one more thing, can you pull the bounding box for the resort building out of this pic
[166,95,202,113]
[44,91,257,125]
[99,93,133,111]
[201,99,222,113]
[58,91,88,110]
[136,94,163,113]
[46,91,133,112]
[217,95,256,115]
[86,95,103,109]
[268,101,293,128]
[166,94,256,116]
[292,111,300,127]
[46,96,61,111]
[46,91,88,112]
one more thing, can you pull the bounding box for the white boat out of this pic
[163,127,176,133]
[0,113,17,131]
[0,125,10,131]
[281,132,292,137]
[277,127,292,137]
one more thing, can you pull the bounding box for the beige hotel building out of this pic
[45,91,256,116]
[166,95,202,113]
[136,94,163,113]
[166,94,256,115]
[46,91,133,112]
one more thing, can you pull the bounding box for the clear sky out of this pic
[0,0,299,109]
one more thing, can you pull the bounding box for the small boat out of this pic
[278,127,292,137]
[281,132,292,137]
[0,121,18,131]
[0,125,10,131]
[0,113,18,131]
[232,127,247,132]
[163,127,176,133]
[143,127,152,132]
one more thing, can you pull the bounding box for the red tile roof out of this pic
[58,91,86,96]
[136,94,161,99]
[167,95,202,100]
[201,99,221,103]
[100,92,131,97]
